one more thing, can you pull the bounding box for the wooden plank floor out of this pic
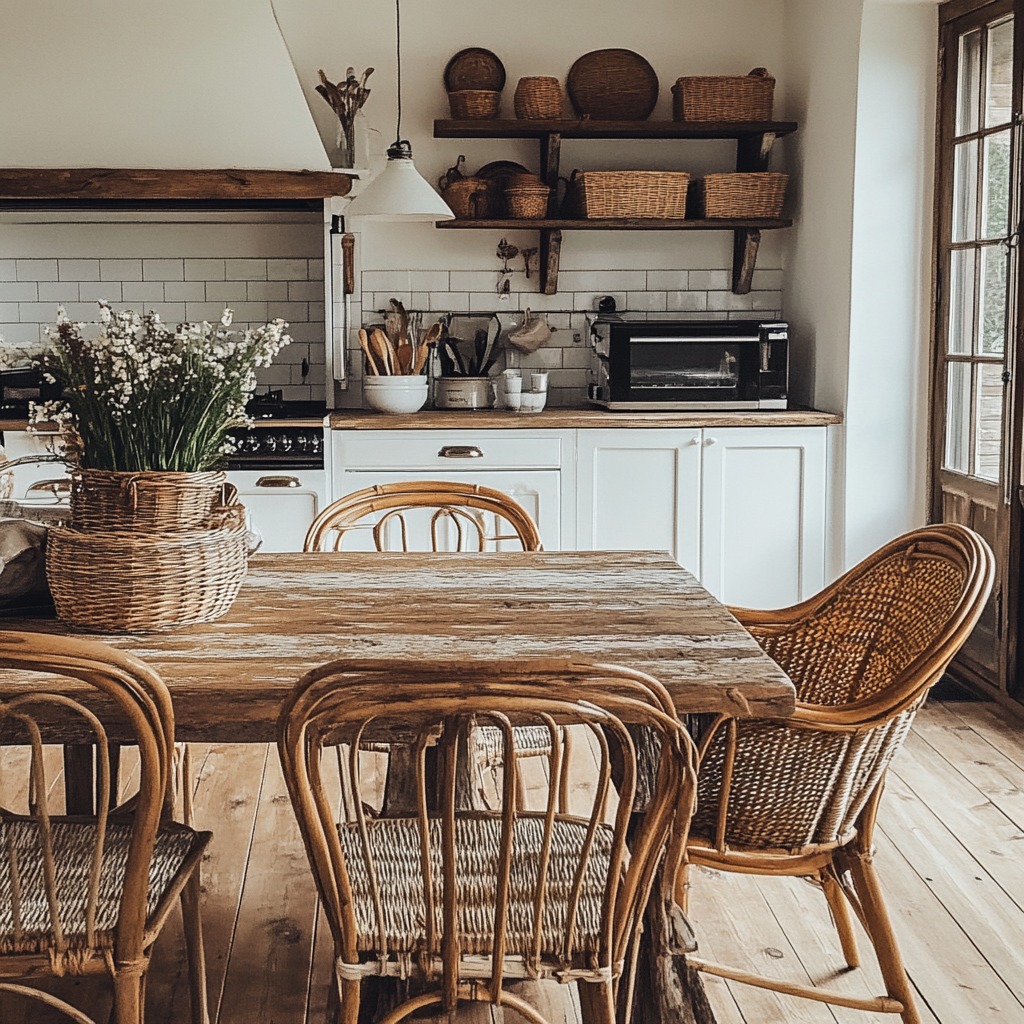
[4,697,1024,1023]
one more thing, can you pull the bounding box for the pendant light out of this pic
[344,0,454,221]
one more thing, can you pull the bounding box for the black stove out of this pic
[227,393,327,470]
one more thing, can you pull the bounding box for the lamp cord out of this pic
[395,0,402,143]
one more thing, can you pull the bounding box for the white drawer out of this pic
[335,430,563,471]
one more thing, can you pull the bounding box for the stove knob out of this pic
[311,435,323,454]
[263,435,278,453]
[279,435,294,453]
[243,435,261,454]
[295,434,310,453]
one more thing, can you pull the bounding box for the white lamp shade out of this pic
[345,149,455,221]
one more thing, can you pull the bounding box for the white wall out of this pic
[845,1,935,563]
[0,0,329,169]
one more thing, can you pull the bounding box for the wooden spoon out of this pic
[413,321,443,374]
[358,328,379,375]
[369,328,393,375]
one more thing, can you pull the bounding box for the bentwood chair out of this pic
[0,631,212,1024]
[304,479,543,554]
[304,481,556,808]
[278,657,698,1024]
[681,524,994,1024]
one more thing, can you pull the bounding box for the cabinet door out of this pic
[336,470,561,551]
[575,429,702,574]
[0,429,69,499]
[700,427,826,608]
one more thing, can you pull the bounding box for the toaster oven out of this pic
[587,317,789,411]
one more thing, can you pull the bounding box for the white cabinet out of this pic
[226,469,327,553]
[575,429,702,576]
[575,425,828,608]
[332,430,574,551]
[699,426,826,608]
[0,428,69,499]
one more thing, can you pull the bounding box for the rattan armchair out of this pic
[278,657,698,1024]
[0,631,212,1024]
[681,524,995,1024]
[304,480,556,808]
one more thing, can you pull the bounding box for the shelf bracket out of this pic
[736,131,777,172]
[540,228,562,295]
[732,228,761,294]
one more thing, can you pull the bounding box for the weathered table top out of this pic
[0,550,795,742]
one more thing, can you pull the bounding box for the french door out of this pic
[933,0,1021,695]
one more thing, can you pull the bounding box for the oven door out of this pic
[608,334,760,409]
[226,469,327,553]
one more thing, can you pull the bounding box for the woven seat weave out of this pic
[337,814,613,959]
[475,724,554,769]
[0,818,205,957]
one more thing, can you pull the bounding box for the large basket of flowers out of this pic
[34,303,291,632]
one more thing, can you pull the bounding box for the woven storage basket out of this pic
[447,89,501,119]
[513,77,562,119]
[505,184,550,218]
[46,516,248,633]
[441,177,493,219]
[571,171,690,219]
[698,172,788,218]
[70,469,226,533]
[672,69,775,121]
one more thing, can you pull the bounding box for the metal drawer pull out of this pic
[26,478,72,497]
[438,445,484,459]
[255,475,301,488]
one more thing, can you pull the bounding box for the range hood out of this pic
[0,0,332,173]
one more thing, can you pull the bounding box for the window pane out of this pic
[975,363,1004,481]
[952,139,980,242]
[980,244,1008,355]
[982,129,1011,238]
[957,28,982,135]
[948,248,977,354]
[985,17,1014,127]
[945,361,971,473]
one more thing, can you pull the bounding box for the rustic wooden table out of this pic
[0,549,796,1024]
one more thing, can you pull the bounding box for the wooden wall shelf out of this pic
[433,119,796,295]
[0,168,354,201]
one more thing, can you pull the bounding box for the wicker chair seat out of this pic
[0,817,205,957]
[691,711,916,850]
[337,814,614,960]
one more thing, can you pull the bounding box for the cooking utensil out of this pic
[444,47,506,92]
[414,321,443,374]
[566,48,659,120]
[358,328,379,375]
[370,328,395,375]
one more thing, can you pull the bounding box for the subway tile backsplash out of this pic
[349,266,783,409]
[0,256,326,402]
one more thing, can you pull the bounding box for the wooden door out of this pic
[574,428,702,573]
[700,426,827,609]
[933,0,1019,694]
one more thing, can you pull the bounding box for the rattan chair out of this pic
[278,657,698,1024]
[681,524,995,1024]
[304,480,555,808]
[304,479,543,554]
[0,631,212,1024]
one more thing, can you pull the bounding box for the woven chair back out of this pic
[693,525,994,852]
[0,630,176,974]
[278,657,696,1015]
[303,480,542,553]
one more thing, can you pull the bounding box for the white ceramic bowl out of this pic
[363,375,429,414]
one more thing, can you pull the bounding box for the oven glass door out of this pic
[627,338,741,396]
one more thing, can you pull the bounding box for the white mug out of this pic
[528,371,549,393]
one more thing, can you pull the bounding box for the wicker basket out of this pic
[46,516,249,633]
[570,171,690,219]
[513,77,562,119]
[697,172,788,218]
[505,184,550,219]
[447,89,501,119]
[441,177,494,219]
[672,69,775,122]
[70,469,227,533]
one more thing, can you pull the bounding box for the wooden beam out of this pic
[0,168,353,200]
[732,228,761,294]
[540,228,562,295]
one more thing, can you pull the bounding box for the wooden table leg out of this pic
[63,741,122,815]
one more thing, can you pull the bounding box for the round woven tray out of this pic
[46,519,248,633]
[70,469,227,533]
[567,49,658,120]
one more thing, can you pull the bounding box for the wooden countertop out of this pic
[329,407,842,429]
